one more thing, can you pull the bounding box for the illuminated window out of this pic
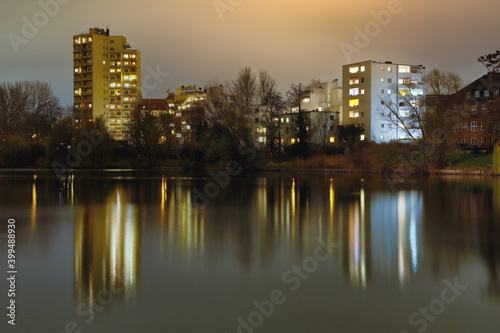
[388,89,392,94]
[329,137,335,143]
[361,89,365,95]
[381,66,385,71]
[349,66,359,74]
[291,139,296,144]
[349,88,360,96]
[349,111,360,118]
[360,135,365,140]
[388,67,392,72]
[381,78,385,82]
[399,65,410,73]
[349,99,359,107]
[361,66,365,72]
[349,78,360,85]
[124,54,129,59]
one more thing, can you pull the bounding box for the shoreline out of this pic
[0,166,497,177]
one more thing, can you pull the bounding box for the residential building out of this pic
[73,27,141,140]
[342,60,425,143]
[301,80,343,117]
[451,73,500,148]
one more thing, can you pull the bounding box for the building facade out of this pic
[451,73,500,148]
[342,60,425,143]
[73,27,141,140]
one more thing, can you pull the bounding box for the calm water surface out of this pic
[0,170,499,333]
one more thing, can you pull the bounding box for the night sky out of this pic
[1,0,499,106]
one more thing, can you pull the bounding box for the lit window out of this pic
[361,89,365,95]
[381,78,385,82]
[388,67,392,72]
[349,78,360,85]
[349,99,360,107]
[388,89,392,94]
[349,66,359,74]
[349,111,360,118]
[360,135,365,140]
[329,137,335,143]
[124,54,129,59]
[399,65,410,73]
[361,66,365,72]
[349,88,360,96]
[381,66,384,71]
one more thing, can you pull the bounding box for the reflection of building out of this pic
[74,186,141,307]
[73,27,141,140]
[342,60,425,142]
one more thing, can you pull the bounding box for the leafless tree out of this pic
[258,69,276,106]
[204,79,250,144]
[423,69,464,166]
[379,84,431,167]
[311,112,333,149]
[0,81,62,142]
[260,91,286,156]
[232,67,257,114]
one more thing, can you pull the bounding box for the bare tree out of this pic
[309,78,321,87]
[232,67,257,114]
[258,69,276,106]
[423,69,464,167]
[311,112,333,150]
[0,81,62,142]
[478,50,500,73]
[204,79,250,144]
[260,91,286,156]
[379,84,431,167]
[129,104,161,158]
[286,83,309,156]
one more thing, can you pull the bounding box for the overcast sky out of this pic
[1,0,499,106]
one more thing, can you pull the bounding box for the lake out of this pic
[0,170,499,333]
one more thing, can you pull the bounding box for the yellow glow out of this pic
[360,135,365,141]
[291,138,296,144]
[329,137,335,143]
[349,66,359,74]
[31,182,37,233]
[349,99,359,107]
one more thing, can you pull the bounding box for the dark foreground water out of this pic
[0,170,499,333]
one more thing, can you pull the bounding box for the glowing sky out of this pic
[1,0,499,106]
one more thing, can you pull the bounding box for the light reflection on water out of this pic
[0,170,499,332]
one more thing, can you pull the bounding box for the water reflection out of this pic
[1,170,499,311]
[74,185,141,308]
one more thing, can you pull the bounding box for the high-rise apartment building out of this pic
[342,60,425,142]
[73,27,141,140]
